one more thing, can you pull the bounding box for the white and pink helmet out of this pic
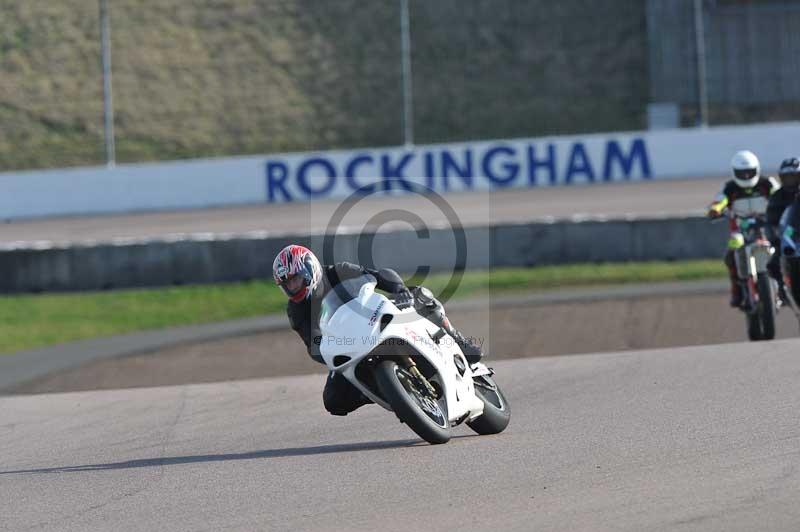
[272,244,322,302]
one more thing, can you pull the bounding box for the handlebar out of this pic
[707,211,767,225]
[737,216,768,229]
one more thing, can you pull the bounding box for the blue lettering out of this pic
[266,161,292,202]
[441,149,474,190]
[381,153,415,193]
[603,139,652,181]
[482,146,519,186]
[424,152,436,190]
[345,154,376,194]
[565,143,595,184]
[297,157,336,197]
[382,176,415,193]
[527,144,557,186]
[381,153,414,178]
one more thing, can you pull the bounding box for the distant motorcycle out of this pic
[778,203,800,330]
[318,274,510,444]
[731,216,778,341]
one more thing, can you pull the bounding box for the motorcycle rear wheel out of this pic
[374,360,451,445]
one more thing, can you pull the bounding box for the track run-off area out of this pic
[2,340,800,532]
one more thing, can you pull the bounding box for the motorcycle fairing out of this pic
[319,276,485,423]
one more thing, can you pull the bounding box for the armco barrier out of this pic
[0,217,727,293]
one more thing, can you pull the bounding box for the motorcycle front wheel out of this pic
[746,311,763,341]
[756,273,776,340]
[374,360,451,445]
[746,273,777,341]
[467,374,511,435]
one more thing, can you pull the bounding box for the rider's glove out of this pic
[394,288,414,309]
[707,208,722,219]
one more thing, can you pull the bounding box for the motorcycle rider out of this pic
[273,244,484,416]
[766,157,800,303]
[707,150,780,307]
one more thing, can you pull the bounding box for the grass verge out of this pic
[0,260,725,354]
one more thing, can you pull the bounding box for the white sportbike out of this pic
[319,274,510,444]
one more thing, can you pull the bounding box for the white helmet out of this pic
[731,150,760,188]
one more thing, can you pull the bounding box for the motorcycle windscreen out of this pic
[319,274,377,328]
[319,275,387,360]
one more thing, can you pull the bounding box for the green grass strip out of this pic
[0,260,725,354]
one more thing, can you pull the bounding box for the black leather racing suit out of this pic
[287,262,483,416]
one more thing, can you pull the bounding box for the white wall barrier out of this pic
[2,122,799,219]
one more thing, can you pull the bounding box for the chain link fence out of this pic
[0,0,798,172]
[648,0,800,126]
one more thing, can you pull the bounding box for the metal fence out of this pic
[648,0,800,125]
[1,0,799,172]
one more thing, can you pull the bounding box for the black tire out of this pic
[466,375,511,435]
[757,273,776,340]
[743,278,763,341]
[374,360,450,445]
[787,259,800,307]
[746,311,762,341]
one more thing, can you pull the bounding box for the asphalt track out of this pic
[6,177,799,531]
[2,340,800,532]
[0,178,720,245]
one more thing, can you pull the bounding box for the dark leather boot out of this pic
[411,286,484,364]
[445,324,484,364]
[727,260,743,308]
[730,279,743,308]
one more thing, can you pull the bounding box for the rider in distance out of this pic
[707,150,780,307]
